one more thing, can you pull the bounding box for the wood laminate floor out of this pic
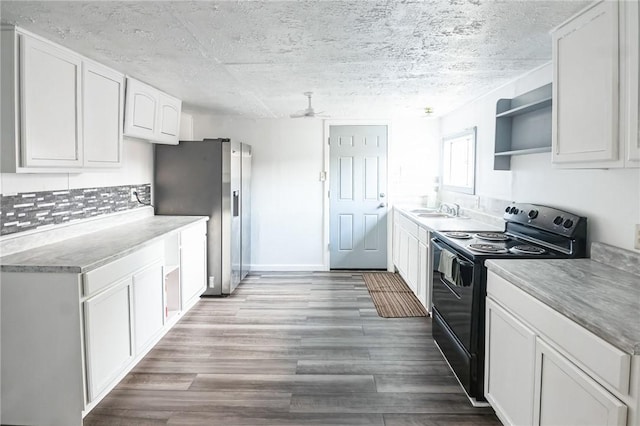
[84,272,501,425]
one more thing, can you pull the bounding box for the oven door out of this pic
[431,238,476,352]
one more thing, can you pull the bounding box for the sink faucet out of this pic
[439,203,460,217]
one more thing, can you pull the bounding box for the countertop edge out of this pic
[77,216,209,273]
[0,216,209,275]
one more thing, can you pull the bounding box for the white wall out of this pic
[190,113,439,271]
[0,137,154,195]
[388,118,441,207]
[440,63,640,252]
[192,115,325,271]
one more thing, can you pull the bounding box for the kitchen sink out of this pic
[418,213,453,218]
[411,208,438,214]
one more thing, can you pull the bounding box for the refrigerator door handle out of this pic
[233,190,240,217]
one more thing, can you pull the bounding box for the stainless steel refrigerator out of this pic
[154,138,251,296]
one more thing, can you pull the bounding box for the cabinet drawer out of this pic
[487,271,631,395]
[83,242,163,297]
[398,213,419,237]
[418,226,429,244]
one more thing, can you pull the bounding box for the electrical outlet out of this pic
[130,188,137,202]
[209,276,215,288]
[635,224,640,250]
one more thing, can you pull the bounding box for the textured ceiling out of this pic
[1,1,590,119]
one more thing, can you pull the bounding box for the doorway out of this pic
[328,125,388,269]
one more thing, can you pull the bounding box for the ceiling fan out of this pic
[290,92,328,118]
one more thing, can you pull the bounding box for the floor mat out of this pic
[363,272,428,318]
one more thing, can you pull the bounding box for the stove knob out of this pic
[563,219,574,228]
[505,206,511,213]
[553,216,564,225]
[528,209,538,219]
[510,207,518,214]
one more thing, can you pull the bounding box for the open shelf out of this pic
[494,147,552,156]
[164,265,181,323]
[495,97,552,118]
[164,263,180,275]
[494,83,553,170]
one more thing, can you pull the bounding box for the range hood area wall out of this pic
[440,63,640,252]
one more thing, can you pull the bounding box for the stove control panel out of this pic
[503,203,585,236]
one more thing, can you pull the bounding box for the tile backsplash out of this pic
[0,184,151,236]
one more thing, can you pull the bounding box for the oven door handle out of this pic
[440,275,462,299]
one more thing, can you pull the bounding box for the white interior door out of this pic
[329,125,388,269]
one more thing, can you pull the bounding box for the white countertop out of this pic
[486,257,640,355]
[394,205,502,232]
[0,215,208,274]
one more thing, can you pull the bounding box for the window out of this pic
[441,127,476,195]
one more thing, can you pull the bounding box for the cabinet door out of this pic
[398,228,409,278]
[533,338,627,426]
[83,61,124,168]
[124,78,158,140]
[485,298,536,426]
[417,241,428,309]
[392,217,399,268]
[133,260,165,354]
[20,35,83,167]
[406,234,419,293]
[552,1,619,165]
[84,277,133,402]
[181,223,207,310]
[155,92,181,145]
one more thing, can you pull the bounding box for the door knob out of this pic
[378,202,386,208]
[379,193,386,198]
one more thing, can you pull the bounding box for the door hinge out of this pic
[327,137,330,145]
[328,190,330,198]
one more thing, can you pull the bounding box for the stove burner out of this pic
[510,244,546,255]
[475,232,510,242]
[444,231,472,239]
[467,243,509,254]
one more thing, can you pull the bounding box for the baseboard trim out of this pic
[249,264,328,272]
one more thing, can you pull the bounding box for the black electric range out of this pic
[430,203,587,405]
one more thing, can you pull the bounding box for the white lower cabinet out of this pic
[0,220,208,425]
[392,216,400,267]
[84,277,134,401]
[417,240,428,308]
[392,209,432,311]
[485,298,536,426]
[534,339,627,426]
[180,221,207,310]
[133,260,165,354]
[485,271,635,426]
[406,233,419,293]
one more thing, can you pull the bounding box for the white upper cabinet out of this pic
[124,77,181,145]
[552,1,619,166]
[20,35,83,168]
[156,92,181,144]
[123,78,159,140]
[0,26,124,172]
[552,0,639,168]
[83,60,124,168]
